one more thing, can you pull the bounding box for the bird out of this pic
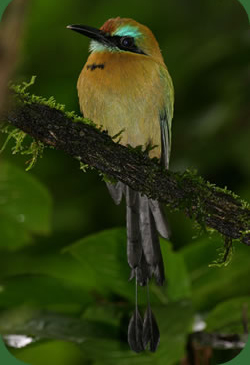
[67,17,174,353]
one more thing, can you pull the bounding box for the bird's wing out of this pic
[159,65,174,169]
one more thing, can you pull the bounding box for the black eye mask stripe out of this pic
[102,34,147,55]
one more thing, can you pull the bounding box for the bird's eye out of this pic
[120,37,134,48]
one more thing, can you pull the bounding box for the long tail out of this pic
[107,182,170,284]
[106,181,170,352]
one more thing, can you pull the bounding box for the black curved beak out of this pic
[67,24,108,44]
[67,24,147,55]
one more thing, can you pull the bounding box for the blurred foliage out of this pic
[0,0,249,364]
[0,161,51,250]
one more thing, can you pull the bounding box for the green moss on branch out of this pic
[1,88,250,246]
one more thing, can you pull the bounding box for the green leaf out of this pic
[161,238,191,301]
[0,302,194,365]
[80,301,194,365]
[206,296,250,334]
[153,301,193,364]
[9,340,88,365]
[65,228,191,304]
[0,250,96,293]
[0,212,32,250]
[82,303,122,328]
[0,161,52,238]
[181,235,250,311]
[64,228,135,300]
[0,294,193,365]
[0,274,92,309]
[81,339,151,365]
[0,307,118,342]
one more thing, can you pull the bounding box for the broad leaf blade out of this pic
[206,296,250,334]
[0,161,52,236]
[181,235,250,311]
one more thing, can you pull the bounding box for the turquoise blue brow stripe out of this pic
[114,25,142,38]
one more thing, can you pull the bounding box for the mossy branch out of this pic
[1,89,250,246]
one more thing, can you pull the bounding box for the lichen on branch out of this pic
[1,87,250,247]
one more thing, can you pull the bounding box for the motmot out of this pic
[67,17,174,352]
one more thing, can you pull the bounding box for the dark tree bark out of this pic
[2,92,250,246]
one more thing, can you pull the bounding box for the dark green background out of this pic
[0,0,250,364]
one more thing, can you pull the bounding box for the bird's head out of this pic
[67,17,164,63]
